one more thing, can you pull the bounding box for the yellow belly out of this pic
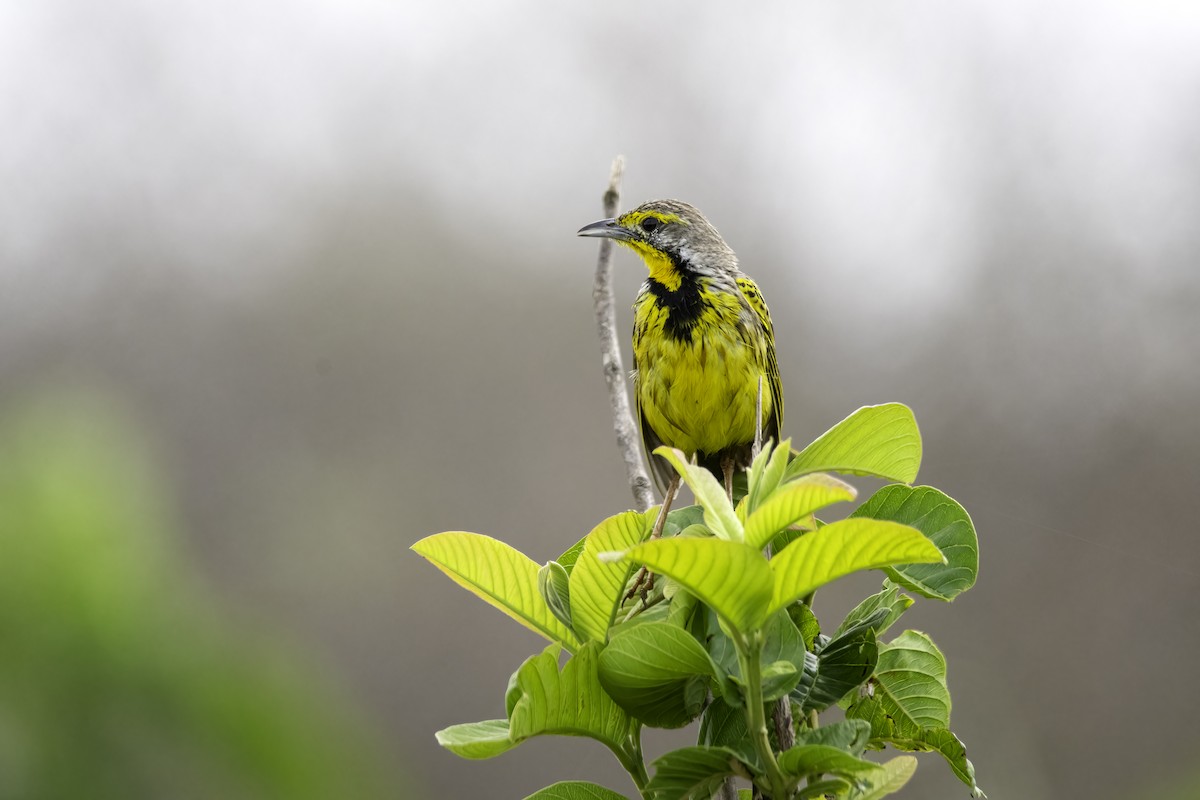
[636,323,774,457]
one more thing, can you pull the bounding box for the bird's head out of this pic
[577,199,738,287]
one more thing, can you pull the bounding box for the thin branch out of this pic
[772,695,795,754]
[591,156,655,512]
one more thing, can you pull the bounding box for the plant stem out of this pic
[614,725,651,799]
[735,631,791,799]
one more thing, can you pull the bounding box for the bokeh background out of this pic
[3,1,1199,798]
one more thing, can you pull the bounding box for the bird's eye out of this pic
[640,216,662,234]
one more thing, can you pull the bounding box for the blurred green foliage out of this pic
[0,390,403,799]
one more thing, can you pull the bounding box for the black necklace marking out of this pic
[645,256,708,343]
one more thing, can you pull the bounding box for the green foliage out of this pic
[569,510,654,642]
[784,403,922,483]
[645,746,747,799]
[767,518,943,616]
[414,403,983,799]
[851,485,979,601]
[411,531,578,648]
[656,447,744,542]
[524,782,633,800]
[845,631,985,797]
[742,472,856,549]
[598,622,716,728]
[0,391,402,799]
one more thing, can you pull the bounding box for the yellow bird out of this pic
[579,199,783,522]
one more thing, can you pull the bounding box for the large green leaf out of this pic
[742,473,857,550]
[412,532,577,647]
[597,622,716,728]
[434,719,517,760]
[609,538,773,634]
[523,782,631,800]
[655,447,744,542]
[645,746,746,800]
[768,519,944,615]
[785,404,922,483]
[852,485,978,601]
[570,510,653,642]
[847,629,950,733]
[508,642,634,757]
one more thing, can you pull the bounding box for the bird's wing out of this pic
[736,275,784,446]
[632,344,675,496]
[635,374,675,495]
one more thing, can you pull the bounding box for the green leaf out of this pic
[846,630,950,735]
[665,587,698,630]
[664,504,706,537]
[852,725,983,797]
[645,746,746,800]
[743,443,772,521]
[768,519,944,616]
[557,535,589,573]
[796,777,853,799]
[508,642,633,758]
[843,631,984,794]
[655,447,744,542]
[788,603,820,652]
[777,744,885,781]
[757,660,801,702]
[785,404,922,483]
[698,697,755,767]
[800,625,877,713]
[852,485,979,601]
[614,537,773,634]
[745,437,793,516]
[523,781,632,800]
[760,608,808,672]
[434,719,517,760]
[914,728,984,797]
[597,622,716,728]
[570,510,652,643]
[539,561,574,632]
[412,532,577,647]
[792,719,872,756]
[742,473,857,550]
[834,581,913,640]
[851,756,918,800]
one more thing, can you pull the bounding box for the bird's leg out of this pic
[650,474,681,540]
[625,475,680,604]
[721,454,735,500]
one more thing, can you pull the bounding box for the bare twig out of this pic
[591,156,655,512]
[772,696,795,753]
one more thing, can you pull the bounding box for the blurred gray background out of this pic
[3,0,1199,798]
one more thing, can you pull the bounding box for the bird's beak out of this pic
[577,218,633,241]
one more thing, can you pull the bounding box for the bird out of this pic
[578,199,783,533]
